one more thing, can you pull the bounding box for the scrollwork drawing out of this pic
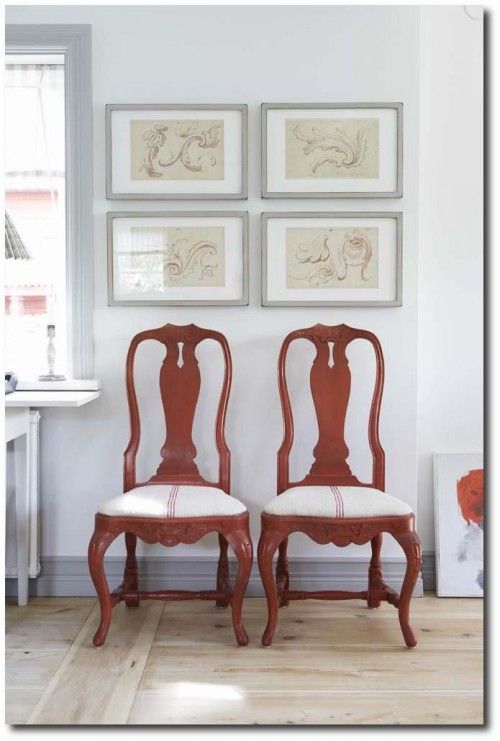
[165,237,219,285]
[131,119,224,181]
[337,229,373,282]
[119,226,225,294]
[138,124,169,178]
[163,227,224,287]
[286,227,378,289]
[285,117,379,179]
[292,233,337,286]
[293,124,367,173]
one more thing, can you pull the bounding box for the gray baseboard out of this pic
[421,550,436,592]
[6,553,434,599]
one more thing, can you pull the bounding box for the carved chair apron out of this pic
[258,323,422,647]
[88,323,252,647]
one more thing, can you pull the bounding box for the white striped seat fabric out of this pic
[263,485,412,518]
[98,484,246,519]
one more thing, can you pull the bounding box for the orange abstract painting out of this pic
[434,454,484,597]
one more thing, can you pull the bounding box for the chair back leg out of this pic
[216,534,230,608]
[277,538,290,607]
[123,532,140,608]
[367,533,383,608]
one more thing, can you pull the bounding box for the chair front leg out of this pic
[258,523,287,646]
[216,533,230,608]
[393,530,422,647]
[226,523,253,646]
[88,528,119,646]
[123,532,140,607]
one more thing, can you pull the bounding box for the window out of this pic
[5,55,67,377]
[5,25,93,380]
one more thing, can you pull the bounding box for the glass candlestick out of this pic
[38,324,66,381]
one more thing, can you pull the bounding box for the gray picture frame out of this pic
[262,211,402,307]
[106,104,248,200]
[107,211,249,306]
[261,102,403,198]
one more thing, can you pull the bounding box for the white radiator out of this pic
[5,410,41,578]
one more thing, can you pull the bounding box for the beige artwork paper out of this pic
[286,227,378,289]
[285,118,379,179]
[130,119,225,181]
[124,226,225,291]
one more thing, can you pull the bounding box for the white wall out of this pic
[6,5,423,563]
[417,6,483,550]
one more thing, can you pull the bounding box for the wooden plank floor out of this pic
[5,595,483,726]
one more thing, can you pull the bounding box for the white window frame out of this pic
[6,25,94,378]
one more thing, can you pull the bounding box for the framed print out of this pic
[434,453,484,597]
[262,103,402,198]
[262,212,402,307]
[106,104,247,199]
[107,211,248,306]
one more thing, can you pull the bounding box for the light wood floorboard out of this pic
[27,601,164,725]
[5,598,95,724]
[154,601,482,650]
[5,595,483,726]
[128,690,483,726]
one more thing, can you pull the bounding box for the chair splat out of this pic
[309,338,352,479]
[154,339,201,481]
[278,323,385,491]
[124,323,232,490]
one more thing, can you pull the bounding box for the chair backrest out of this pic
[123,323,232,493]
[277,323,385,494]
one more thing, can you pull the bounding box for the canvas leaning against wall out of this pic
[434,453,484,598]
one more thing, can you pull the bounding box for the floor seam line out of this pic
[125,601,166,725]
[25,599,98,725]
[19,599,97,726]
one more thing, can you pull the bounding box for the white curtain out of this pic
[5,63,65,183]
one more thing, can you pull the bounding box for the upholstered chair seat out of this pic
[99,485,247,519]
[263,486,412,519]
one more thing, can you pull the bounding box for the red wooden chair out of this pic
[258,323,421,647]
[88,323,252,647]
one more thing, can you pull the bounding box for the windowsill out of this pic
[15,379,100,392]
[5,389,101,408]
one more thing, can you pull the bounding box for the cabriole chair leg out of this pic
[226,527,253,646]
[88,529,117,646]
[258,527,285,646]
[393,530,422,647]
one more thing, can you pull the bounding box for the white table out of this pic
[5,407,31,605]
[5,389,100,605]
[6,390,100,408]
